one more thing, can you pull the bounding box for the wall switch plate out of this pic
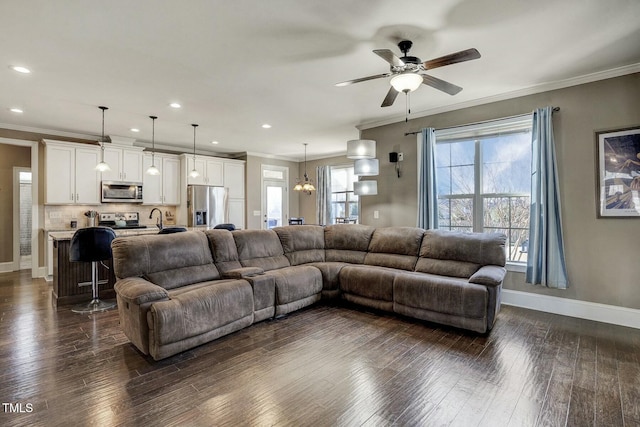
[373,210,379,219]
[398,152,404,161]
[253,210,261,216]
[49,211,62,219]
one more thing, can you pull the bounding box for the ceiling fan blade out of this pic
[381,86,399,107]
[373,49,405,67]
[335,73,391,87]
[421,74,463,95]
[422,48,481,70]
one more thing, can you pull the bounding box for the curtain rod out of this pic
[403,106,560,136]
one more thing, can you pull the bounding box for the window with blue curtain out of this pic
[425,115,533,264]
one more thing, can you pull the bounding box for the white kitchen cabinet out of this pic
[162,156,181,205]
[101,146,144,182]
[223,160,245,198]
[184,155,224,186]
[227,198,245,229]
[44,140,101,204]
[142,153,181,205]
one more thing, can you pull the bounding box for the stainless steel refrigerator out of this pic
[187,185,228,228]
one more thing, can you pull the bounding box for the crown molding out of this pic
[357,63,640,131]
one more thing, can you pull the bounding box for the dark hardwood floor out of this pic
[1,270,639,426]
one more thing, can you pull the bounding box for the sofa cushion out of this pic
[205,229,243,273]
[324,224,374,263]
[265,265,322,305]
[112,231,221,290]
[148,279,253,346]
[233,229,290,271]
[274,225,325,265]
[416,230,506,278]
[394,272,488,320]
[339,265,399,302]
[364,227,424,271]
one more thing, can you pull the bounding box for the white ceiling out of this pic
[1,0,639,160]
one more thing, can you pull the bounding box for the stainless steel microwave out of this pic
[101,181,143,203]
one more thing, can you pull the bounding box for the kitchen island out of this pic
[48,228,161,305]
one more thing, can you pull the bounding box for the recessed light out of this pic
[169,102,181,109]
[10,108,24,113]
[262,124,272,129]
[130,128,140,133]
[10,65,31,74]
[211,140,219,145]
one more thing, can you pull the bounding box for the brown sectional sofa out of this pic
[112,225,507,360]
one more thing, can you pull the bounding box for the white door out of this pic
[263,180,287,229]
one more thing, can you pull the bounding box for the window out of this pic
[435,116,532,263]
[330,166,359,224]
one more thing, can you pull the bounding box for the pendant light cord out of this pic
[192,124,198,161]
[150,115,157,163]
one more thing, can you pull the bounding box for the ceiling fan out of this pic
[335,40,480,107]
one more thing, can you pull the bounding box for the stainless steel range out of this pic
[98,212,147,229]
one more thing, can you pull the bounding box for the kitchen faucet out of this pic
[149,208,163,230]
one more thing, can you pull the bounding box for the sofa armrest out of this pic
[223,267,265,279]
[469,265,506,287]
[114,277,169,305]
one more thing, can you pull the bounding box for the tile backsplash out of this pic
[44,204,177,230]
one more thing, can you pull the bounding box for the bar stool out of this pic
[213,223,236,231]
[69,226,117,314]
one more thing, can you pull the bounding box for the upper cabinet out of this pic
[183,155,224,186]
[101,145,144,183]
[142,153,181,205]
[43,140,101,205]
[223,160,245,199]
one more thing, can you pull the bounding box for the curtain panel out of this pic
[526,106,569,288]
[316,165,331,225]
[417,128,438,229]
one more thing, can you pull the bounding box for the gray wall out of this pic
[353,72,640,310]
[0,144,31,263]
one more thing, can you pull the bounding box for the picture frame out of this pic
[596,125,640,217]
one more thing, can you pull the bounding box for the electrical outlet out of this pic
[398,152,404,161]
[373,210,379,219]
[253,210,261,216]
[49,211,62,219]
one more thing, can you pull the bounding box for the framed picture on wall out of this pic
[596,125,640,217]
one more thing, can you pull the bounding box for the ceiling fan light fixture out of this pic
[347,139,376,159]
[390,73,423,93]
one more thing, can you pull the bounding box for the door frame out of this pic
[1,137,39,276]
[260,165,289,229]
[13,167,31,271]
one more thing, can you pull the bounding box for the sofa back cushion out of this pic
[112,231,220,290]
[415,230,506,278]
[324,224,375,264]
[232,229,290,271]
[364,226,424,271]
[274,225,325,265]
[204,229,243,273]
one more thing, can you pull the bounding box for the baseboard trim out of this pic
[0,262,14,273]
[502,289,640,330]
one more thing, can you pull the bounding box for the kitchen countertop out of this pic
[47,226,193,241]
